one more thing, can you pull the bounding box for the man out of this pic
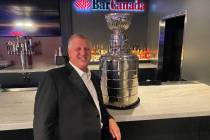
[33,34,121,140]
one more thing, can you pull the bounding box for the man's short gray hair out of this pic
[68,34,91,48]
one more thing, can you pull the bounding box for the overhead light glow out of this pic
[24,22,34,27]
[14,20,34,27]
[15,22,24,27]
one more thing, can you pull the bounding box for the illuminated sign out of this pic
[73,0,145,12]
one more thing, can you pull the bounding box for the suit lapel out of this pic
[66,63,97,107]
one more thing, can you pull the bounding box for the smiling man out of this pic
[33,34,121,140]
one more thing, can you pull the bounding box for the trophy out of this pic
[100,13,140,109]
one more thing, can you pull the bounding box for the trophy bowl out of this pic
[105,13,133,32]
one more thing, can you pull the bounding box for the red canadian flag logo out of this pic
[74,0,92,10]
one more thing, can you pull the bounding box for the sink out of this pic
[1,87,37,92]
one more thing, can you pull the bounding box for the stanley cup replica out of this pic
[100,13,140,109]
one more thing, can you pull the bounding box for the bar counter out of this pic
[0,82,210,131]
[0,63,157,73]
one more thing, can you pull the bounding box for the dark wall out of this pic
[147,0,210,85]
[71,0,149,48]
[59,0,73,56]
[1,116,210,140]
[119,116,210,140]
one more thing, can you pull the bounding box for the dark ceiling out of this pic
[0,0,59,9]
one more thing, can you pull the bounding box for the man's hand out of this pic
[109,118,121,140]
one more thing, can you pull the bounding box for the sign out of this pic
[73,0,145,12]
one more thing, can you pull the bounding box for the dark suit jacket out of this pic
[33,63,112,140]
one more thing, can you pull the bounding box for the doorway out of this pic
[157,12,186,82]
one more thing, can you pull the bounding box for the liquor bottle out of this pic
[145,48,151,59]
[140,48,145,59]
[91,44,97,62]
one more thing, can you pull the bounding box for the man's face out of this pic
[68,37,91,72]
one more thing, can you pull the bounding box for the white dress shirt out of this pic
[69,62,102,127]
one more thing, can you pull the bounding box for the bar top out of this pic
[0,82,210,131]
[0,63,157,73]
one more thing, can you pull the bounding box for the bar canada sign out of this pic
[73,0,145,12]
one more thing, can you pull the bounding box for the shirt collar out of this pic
[69,61,91,80]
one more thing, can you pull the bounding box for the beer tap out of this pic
[5,36,33,70]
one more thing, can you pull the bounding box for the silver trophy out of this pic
[100,13,140,109]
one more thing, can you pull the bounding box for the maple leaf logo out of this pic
[74,0,92,10]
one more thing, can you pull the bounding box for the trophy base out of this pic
[106,97,140,110]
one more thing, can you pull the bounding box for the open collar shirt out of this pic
[69,61,102,127]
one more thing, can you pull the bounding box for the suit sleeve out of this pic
[33,72,58,140]
[98,87,114,139]
[100,98,113,125]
